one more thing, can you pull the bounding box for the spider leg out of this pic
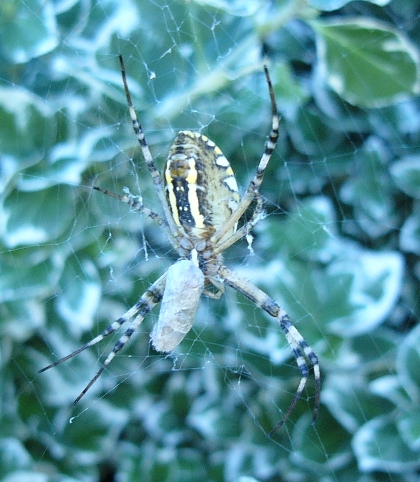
[40,272,167,404]
[73,310,152,405]
[215,193,265,254]
[119,55,180,242]
[267,319,320,436]
[218,266,320,433]
[212,65,279,245]
[93,186,168,228]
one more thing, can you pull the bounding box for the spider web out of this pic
[1,0,420,481]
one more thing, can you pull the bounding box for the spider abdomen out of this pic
[151,259,204,352]
[165,131,240,240]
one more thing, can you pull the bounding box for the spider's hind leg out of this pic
[268,316,320,435]
[218,265,321,433]
[211,65,279,246]
[40,271,168,405]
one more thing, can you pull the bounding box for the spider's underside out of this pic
[40,56,320,435]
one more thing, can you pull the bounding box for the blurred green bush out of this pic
[1,0,419,481]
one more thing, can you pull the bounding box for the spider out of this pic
[40,56,320,434]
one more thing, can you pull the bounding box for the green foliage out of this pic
[312,18,420,107]
[1,0,419,481]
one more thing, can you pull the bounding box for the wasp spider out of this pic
[40,56,320,434]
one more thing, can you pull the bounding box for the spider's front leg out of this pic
[93,186,167,227]
[118,55,181,241]
[215,192,265,254]
[211,65,279,246]
[218,265,321,434]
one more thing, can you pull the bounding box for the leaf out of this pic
[0,87,54,159]
[191,0,260,16]
[353,416,420,471]
[308,0,391,10]
[322,374,394,433]
[397,323,420,404]
[340,137,397,238]
[0,248,63,303]
[312,18,420,107]
[326,250,404,336]
[2,185,75,248]
[0,0,58,62]
[0,438,32,476]
[55,257,101,334]
[390,155,420,199]
[398,411,420,451]
[400,211,420,255]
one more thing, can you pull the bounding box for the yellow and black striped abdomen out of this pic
[165,131,240,239]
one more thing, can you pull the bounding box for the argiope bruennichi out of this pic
[40,56,320,434]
